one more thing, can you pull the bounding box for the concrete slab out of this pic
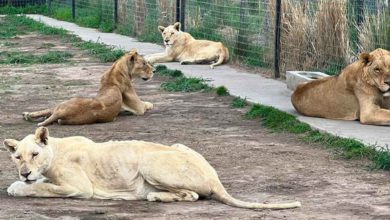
[26,14,390,148]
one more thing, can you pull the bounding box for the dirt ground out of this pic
[1,33,390,220]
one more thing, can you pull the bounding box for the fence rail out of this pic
[1,0,389,78]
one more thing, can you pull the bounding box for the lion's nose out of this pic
[21,171,31,178]
[165,40,169,43]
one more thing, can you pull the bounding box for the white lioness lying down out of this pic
[4,127,301,210]
[145,22,229,69]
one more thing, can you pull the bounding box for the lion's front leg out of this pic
[357,90,390,125]
[7,181,92,198]
[145,53,174,64]
[122,86,153,116]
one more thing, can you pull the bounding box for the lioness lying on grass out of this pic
[23,49,154,126]
[292,48,390,125]
[4,127,301,210]
[145,22,229,69]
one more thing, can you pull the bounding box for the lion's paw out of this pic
[22,112,31,121]
[144,102,154,111]
[7,181,28,197]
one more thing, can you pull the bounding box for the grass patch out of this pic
[0,15,124,63]
[0,15,67,39]
[244,103,390,170]
[245,104,312,134]
[161,77,212,93]
[155,65,183,78]
[71,39,124,62]
[39,43,55,49]
[156,65,211,92]
[0,4,48,14]
[231,97,248,108]
[215,86,229,96]
[0,51,73,64]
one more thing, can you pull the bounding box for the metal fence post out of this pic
[72,0,75,20]
[180,0,186,31]
[274,0,282,79]
[176,0,180,22]
[114,0,118,28]
[176,0,185,31]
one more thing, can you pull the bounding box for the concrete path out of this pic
[27,14,390,149]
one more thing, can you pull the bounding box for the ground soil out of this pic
[0,33,390,220]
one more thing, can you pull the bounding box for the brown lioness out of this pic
[145,22,229,69]
[4,127,301,210]
[291,48,390,125]
[23,49,154,126]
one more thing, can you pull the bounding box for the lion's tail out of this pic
[210,181,301,210]
[210,45,229,69]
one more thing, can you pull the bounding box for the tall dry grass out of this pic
[357,7,389,53]
[270,0,351,75]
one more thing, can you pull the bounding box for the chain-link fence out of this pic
[0,0,389,78]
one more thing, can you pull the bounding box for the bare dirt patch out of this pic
[0,32,390,220]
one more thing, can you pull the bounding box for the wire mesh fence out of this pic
[0,0,389,78]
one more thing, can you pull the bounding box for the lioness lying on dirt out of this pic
[292,48,390,125]
[22,49,154,126]
[4,127,301,210]
[145,22,229,69]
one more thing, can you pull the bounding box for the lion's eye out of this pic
[15,155,21,160]
[32,152,39,158]
[374,68,381,72]
[171,32,174,35]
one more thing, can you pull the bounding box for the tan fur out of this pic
[4,127,301,210]
[291,48,390,125]
[22,49,155,126]
[145,22,229,69]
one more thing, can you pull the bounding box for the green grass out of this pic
[0,15,124,63]
[155,65,183,78]
[245,104,312,134]
[0,4,48,14]
[244,103,390,170]
[71,39,124,62]
[216,86,229,96]
[0,51,73,64]
[161,77,212,93]
[51,7,114,33]
[231,97,248,108]
[156,65,211,92]
[52,7,73,22]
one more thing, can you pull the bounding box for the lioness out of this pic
[291,48,390,125]
[22,49,154,126]
[145,22,229,69]
[4,127,301,210]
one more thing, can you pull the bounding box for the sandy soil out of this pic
[0,33,390,220]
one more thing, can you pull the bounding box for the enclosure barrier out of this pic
[1,0,389,78]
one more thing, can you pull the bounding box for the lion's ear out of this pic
[128,48,139,62]
[359,52,373,65]
[129,48,138,54]
[158,26,165,33]
[3,139,18,153]
[35,127,49,146]
[173,22,181,31]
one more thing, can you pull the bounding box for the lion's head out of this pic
[3,127,53,183]
[360,49,390,93]
[158,22,181,47]
[122,48,154,81]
